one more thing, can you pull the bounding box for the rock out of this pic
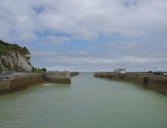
[0,40,32,72]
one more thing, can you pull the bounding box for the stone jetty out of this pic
[0,71,79,94]
[44,71,79,84]
[94,72,167,96]
[44,72,71,84]
[70,72,79,77]
[0,72,45,94]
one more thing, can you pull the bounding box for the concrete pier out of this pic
[94,72,167,96]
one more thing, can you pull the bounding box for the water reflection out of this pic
[42,83,71,90]
[0,73,167,128]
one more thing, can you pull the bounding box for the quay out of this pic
[0,72,79,94]
[94,72,167,96]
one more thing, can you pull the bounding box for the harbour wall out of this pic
[70,72,79,77]
[44,72,71,84]
[0,72,79,94]
[0,73,45,94]
[10,73,45,91]
[44,72,79,84]
[94,72,167,96]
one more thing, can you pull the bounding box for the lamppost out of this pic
[155,64,157,72]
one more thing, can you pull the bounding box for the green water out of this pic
[0,73,167,128]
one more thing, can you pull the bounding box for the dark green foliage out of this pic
[0,66,3,73]
[0,40,29,56]
[13,65,24,72]
[1,58,6,66]
[32,67,47,73]
[27,62,31,65]
[1,58,12,70]
[41,68,47,72]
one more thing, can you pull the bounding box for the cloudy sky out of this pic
[0,0,167,71]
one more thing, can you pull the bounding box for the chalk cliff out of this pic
[0,40,32,72]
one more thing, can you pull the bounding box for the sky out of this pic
[0,0,167,72]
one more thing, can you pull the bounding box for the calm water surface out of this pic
[0,73,167,128]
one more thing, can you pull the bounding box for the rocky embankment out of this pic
[94,72,167,96]
[0,40,32,72]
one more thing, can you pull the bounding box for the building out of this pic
[114,69,126,74]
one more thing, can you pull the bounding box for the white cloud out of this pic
[40,36,71,45]
[1,0,167,42]
[44,55,162,65]
[31,48,167,71]
[1,0,167,71]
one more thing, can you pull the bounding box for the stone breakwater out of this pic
[0,72,79,94]
[44,72,71,84]
[70,72,79,77]
[44,72,79,84]
[94,72,167,96]
[0,73,45,94]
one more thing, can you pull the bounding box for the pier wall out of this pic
[0,72,79,94]
[10,74,45,91]
[44,72,79,84]
[70,72,79,77]
[0,80,11,94]
[0,73,45,93]
[44,72,71,84]
[94,72,167,95]
[0,72,72,94]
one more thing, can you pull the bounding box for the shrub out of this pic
[32,67,47,73]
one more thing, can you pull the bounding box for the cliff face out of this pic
[0,40,32,72]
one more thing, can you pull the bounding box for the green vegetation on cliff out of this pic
[0,40,29,56]
[0,66,3,73]
[32,67,47,73]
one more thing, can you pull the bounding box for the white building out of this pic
[114,69,126,74]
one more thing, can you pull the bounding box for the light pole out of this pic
[155,64,157,72]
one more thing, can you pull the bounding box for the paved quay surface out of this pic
[0,72,40,80]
